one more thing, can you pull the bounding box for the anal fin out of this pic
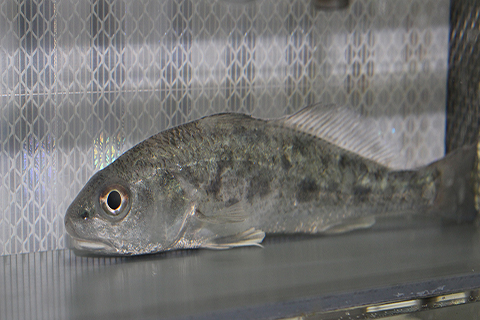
[322,216,376,234]
[202,227,266,250]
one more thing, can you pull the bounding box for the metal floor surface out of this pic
[2,218,480,320]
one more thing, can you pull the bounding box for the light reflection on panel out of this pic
[93,131,125,170]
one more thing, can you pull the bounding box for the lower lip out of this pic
[70,238,114,252]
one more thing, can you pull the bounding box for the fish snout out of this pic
[64,213,80,238]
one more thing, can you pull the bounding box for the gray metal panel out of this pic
[1,220,480,319]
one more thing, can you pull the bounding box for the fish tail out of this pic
[426,144,478,223]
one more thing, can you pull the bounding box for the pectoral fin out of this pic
[172,202,263,251]
[322,216,376,234]
[202,227,266,249]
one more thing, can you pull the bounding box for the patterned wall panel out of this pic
[0,0,449,255]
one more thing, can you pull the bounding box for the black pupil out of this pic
[107,190,122,211]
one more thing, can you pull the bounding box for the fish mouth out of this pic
[66,235,118,255]
[64,214,118,255]
[71,238,113,251]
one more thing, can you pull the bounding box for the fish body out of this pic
[64,105,478,255]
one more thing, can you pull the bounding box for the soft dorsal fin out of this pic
[277,104,403,169]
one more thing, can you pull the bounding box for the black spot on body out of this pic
[281,154,292,171]
[181,166,200,188]
[327,181,339,192]
[356,162,369,174]
[297,178,319,202]
[168,132,177,147]
[353,186,371,202]
[338,155,349,169]
[205,173,221,197]
[226,198,239,206]
[232,125,247,136]
[205,153,234,198]
[247,174,271,201]
[234,124,268,145]
[292,137,309,156]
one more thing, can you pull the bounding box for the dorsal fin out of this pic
[276,104,403,169]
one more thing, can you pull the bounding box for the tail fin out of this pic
[426,144,478,223]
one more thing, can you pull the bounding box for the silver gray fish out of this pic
[64,104,478,255]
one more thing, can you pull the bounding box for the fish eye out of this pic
[99,184,130,220]
[107,191,121,210]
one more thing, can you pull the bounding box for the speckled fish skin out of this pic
[64,108,478,256]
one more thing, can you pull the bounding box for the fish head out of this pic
[65,163,190,256]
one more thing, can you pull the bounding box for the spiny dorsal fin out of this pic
[277,104,403,169]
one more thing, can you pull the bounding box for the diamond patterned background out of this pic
[0,0,449,255]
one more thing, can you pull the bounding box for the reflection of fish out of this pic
[65,104,478,255]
